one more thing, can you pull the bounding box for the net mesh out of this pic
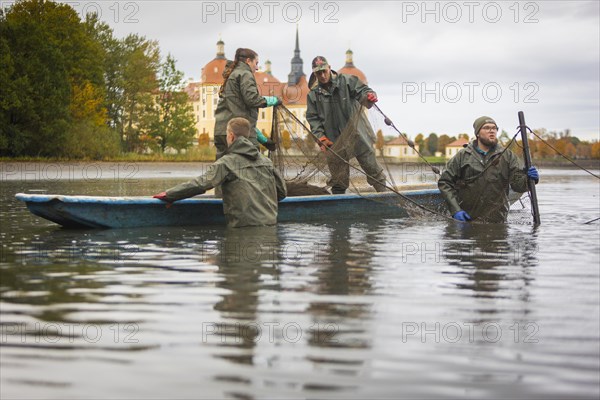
[267,104,536,225]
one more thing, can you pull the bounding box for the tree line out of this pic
[0,0,196,159]
[377,130,599,159]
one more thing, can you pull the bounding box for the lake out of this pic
[1,163,599,399]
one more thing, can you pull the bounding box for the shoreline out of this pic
[1,159,598,183]
[2,158,598,167]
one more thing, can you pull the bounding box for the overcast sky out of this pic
[62,0,599,140]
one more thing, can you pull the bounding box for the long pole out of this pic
[518,111,541,225]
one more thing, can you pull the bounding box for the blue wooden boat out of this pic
[15,189,446,229]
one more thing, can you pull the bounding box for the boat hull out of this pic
[15,189,446,229]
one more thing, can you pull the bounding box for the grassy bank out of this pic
[1,147,216,163]
[382,156,600,169]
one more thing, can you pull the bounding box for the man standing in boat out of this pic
[153,118,287,228]
[306,56,387,194]
[438,116,540,223]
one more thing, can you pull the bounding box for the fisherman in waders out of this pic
[438,116,540,223]
[153,118,287,228]
[306,56,387,194]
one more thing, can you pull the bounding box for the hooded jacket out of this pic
[214,61,267,143]
[306,71,377,156]
[437,140,529,223]
[165,136,287,228]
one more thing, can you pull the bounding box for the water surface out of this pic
[1,164,598,399]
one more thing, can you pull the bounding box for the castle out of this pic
[184,28,368,146]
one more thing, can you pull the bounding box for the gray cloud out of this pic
[62,0,598,140]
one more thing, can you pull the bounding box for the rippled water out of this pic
[1,164,599,399]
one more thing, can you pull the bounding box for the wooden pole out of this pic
[518,111,541,225]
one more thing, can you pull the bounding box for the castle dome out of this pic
[201,39,228,84]
[255,60,283,97]
[338,49,368,84]
[282,74,309,106]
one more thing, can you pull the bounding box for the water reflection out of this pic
[439,222,541,390]
[304,221,376,351]
[295,221,379,391]
[443,222,538,299]
[203,221,380,395]
[211,226,281,363]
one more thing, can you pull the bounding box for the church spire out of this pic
[344,49,354,67]
[216,36,225,59]
[287,26,304,85]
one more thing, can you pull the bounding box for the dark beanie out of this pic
[473,116,497,136]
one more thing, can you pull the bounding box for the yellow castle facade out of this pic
[185,32,368,147]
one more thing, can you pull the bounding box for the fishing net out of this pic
[268,104,448,221]
[266,103,540,225]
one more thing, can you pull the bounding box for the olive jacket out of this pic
[437,141,529,223]
[306,71,376,156]
[214,61,267,144]
[164,137,287,228]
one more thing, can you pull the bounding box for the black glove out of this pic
[264,139,277,152]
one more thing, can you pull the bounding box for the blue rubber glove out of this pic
[255,127,268,144]
[255,128,277,151]
[263,96,281,107]
[453,210,472,222]
[527,166,539,183]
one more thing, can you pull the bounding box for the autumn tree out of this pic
[591,142,600,159]
[281,130,292,150]
[414,133,425,153]
[437,134,455,154]
[303,133,317,154]
[375,129,385,156]
[576,142,592,159]
[198,133,210,147]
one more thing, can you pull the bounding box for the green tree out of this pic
[146,55,197,153]
[84,15,161,154]
[84,13,123,132]
[120,34,160,152]
[0,0,107,157]
[427,133,439,155]
[0,21,23,154]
